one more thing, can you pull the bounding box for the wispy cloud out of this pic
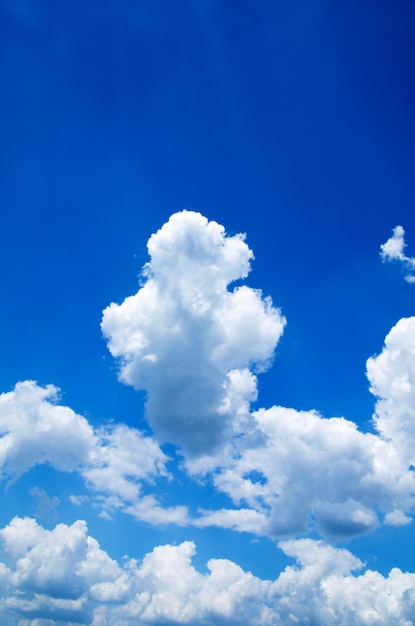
[101,213,415,541]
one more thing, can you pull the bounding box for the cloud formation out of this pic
[1,215,415,623]
[1,517,414,626]
[0,381,182,523]
[199,399,415,540]
[99,214,415,541]
[102,211,285,457]
[380,225,415,282]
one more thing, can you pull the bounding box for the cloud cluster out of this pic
[99,213,415,540]
[199,400,415,539]
[1,517,414,626]
[193,311,415,540]
[0,380,180,523]
[2,214,415,624]
[101,211,285,456]
[380,225,415,282]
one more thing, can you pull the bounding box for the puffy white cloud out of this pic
[1,518,415,626]
[201,403,415,540]
[1,517,89,600]
[101,211,285,456]
[0,381,182,523]
[0,517,125,624]
[367,316,415,467]
[0,381,95,478]
[274,538,415,626]
[380,225,415,282]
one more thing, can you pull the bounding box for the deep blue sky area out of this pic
[1,2,415,621]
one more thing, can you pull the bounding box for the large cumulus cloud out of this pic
[101,211,285,456]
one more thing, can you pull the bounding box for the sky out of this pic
[1,0,415,624]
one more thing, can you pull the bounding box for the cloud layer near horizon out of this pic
[1,516,415,626]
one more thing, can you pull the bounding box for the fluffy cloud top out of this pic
[4,217,415,546]
[1,517,414,626]
[102,211,285,456]
[380,225,415,282]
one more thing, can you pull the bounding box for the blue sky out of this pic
[1,1,415,624]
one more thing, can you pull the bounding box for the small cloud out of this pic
[70,494,89,506]
[99,510,112,521]
[384,510,412,526]
[380,225,415,282]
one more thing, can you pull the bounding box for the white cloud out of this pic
[189,312,415,540]
[380,225,415,282]
[83,423,169,502]
[195,507,268,534]
[201,402,415,540]
[124,494,189,526]
[0,381,95,478]
[101,210,285,456]
[1,517,89,600]
[0,381,184,524]
[0,517,124,624]
[367,316,415,467]
[1,518,415,626]
[274,538,415,626]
